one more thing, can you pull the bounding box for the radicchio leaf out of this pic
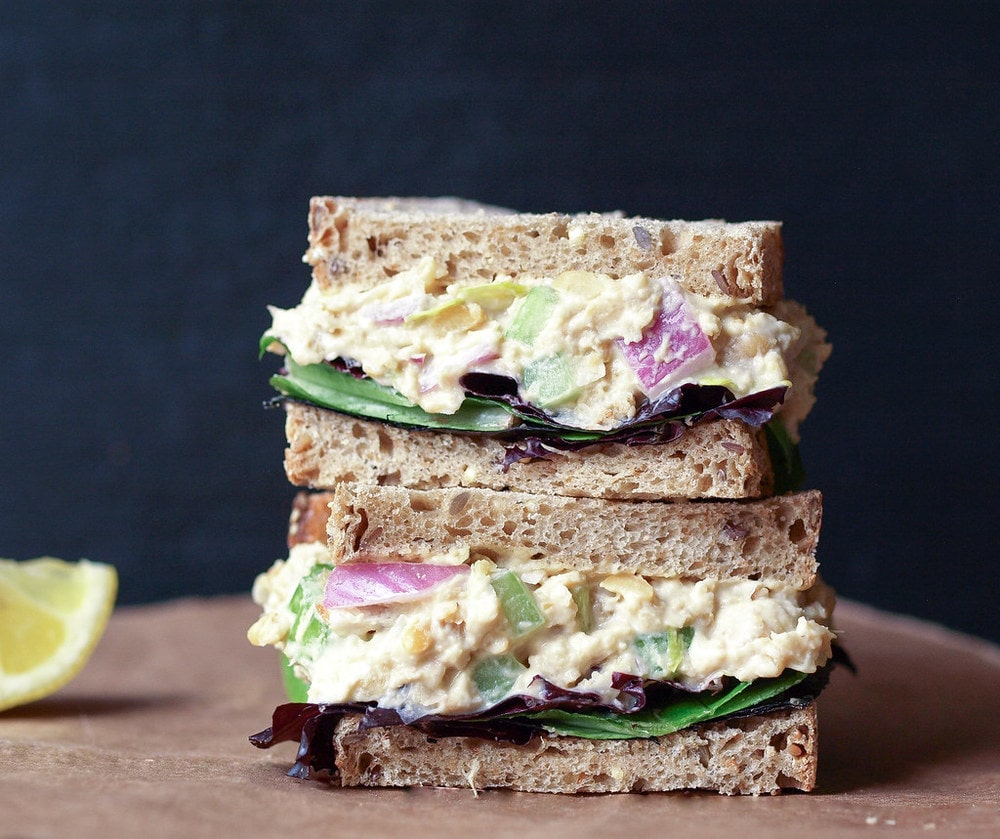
[268,359,788,469]
[329,357,367,378]
[465,373,787,468]
[460,373,785,437]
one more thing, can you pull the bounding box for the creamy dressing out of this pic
[266,257,803,430]
[249,546,835,716]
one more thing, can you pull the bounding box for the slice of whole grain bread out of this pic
[283,402,775,500]
[304,196,784,305]
[322,483,822,587]
[331,703,818,795]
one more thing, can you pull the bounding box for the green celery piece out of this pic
[289,563,332,611]
[528,670,809,740]
[288,563,330,616]
[406,281,529,324]
[506,285,559,344]
[570,585,593,633]
[456,280,528,311]
[491,570,546,637]
[298,613,330,646]
[283,565,331,700]
[634,627,695,678]
[288,563,333,643]
[522,354,578,407]
[472,654,527,704]
[279,652,309,702]
[404,298,465,325]
[271,354,514,432]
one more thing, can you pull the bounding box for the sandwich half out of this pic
[263,197,830,500]
[248,484,836,794]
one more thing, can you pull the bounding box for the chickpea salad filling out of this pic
[263,257,828,437]
[248,542,835,719]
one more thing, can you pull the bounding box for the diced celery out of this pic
[634,626,694,678]
[404,298,465,324]
[299,613,330,646]
[405,281,527,325]
[472,653,526,704]
[289,563,332,612]
[522,354,578,407]
[288,563,333,644]
[287,608,308,644]
[506,285,559,344]
[490,570,546,637]
[456,280,528,312]
[570,584,593,633]
[288,584,304,617]
[280,652,309,702]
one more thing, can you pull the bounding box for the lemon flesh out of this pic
[0,557,118,712]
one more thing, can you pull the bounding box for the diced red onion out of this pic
[618,281,714,399]
[323,563,469,609]
[456,344,500,370]
[417,344,499,393]
[359,295,424,325]
[418,365,440,393]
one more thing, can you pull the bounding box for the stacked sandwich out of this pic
[248,196,838,794]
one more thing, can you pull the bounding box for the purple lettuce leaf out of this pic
[462,372,787,468]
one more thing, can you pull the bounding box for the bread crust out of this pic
[330,704,817,795]
[305,196,784,306]
[283,402,774,501]
[325,483,821,587]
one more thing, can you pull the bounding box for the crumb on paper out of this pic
[866,815,901,827]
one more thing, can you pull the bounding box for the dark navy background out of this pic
[3,3,998,643]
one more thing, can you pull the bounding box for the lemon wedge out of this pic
[0,557,118,712]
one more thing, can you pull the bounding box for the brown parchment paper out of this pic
[2,596,999,838]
